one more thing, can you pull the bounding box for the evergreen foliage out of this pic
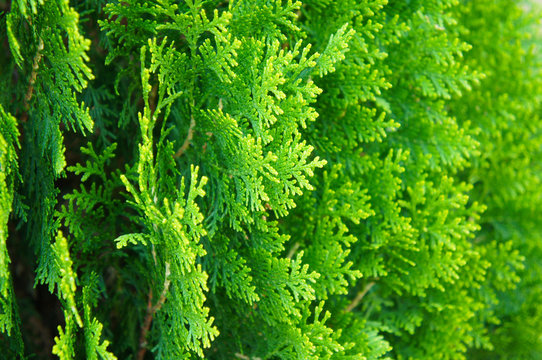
[0,0,540,359]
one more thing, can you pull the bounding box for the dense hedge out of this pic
[0,0,541,359]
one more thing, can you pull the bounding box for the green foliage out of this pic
[0,0,540,359]
[451,1,542,358]
[0,105,24,357]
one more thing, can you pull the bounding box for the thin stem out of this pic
[21,37,44,123]
[174,114,195,158]
[345,282,375,313]
[137,262,171,360]
[286,242,300,259]
[235,353,262,360]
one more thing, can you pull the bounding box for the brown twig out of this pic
[173,98,222,159]
[174,114,195,158]
[235,354,250,360]
[137,262,171,360]
[235,353,262,360]
[345,282,375,313]
[0,1,10,12]
[286,242,300,259]
[21,37,44,123]
[149,84,158,120]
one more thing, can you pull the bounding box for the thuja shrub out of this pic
[0,0,540,359]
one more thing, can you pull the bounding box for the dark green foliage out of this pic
[0,0,540,359]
